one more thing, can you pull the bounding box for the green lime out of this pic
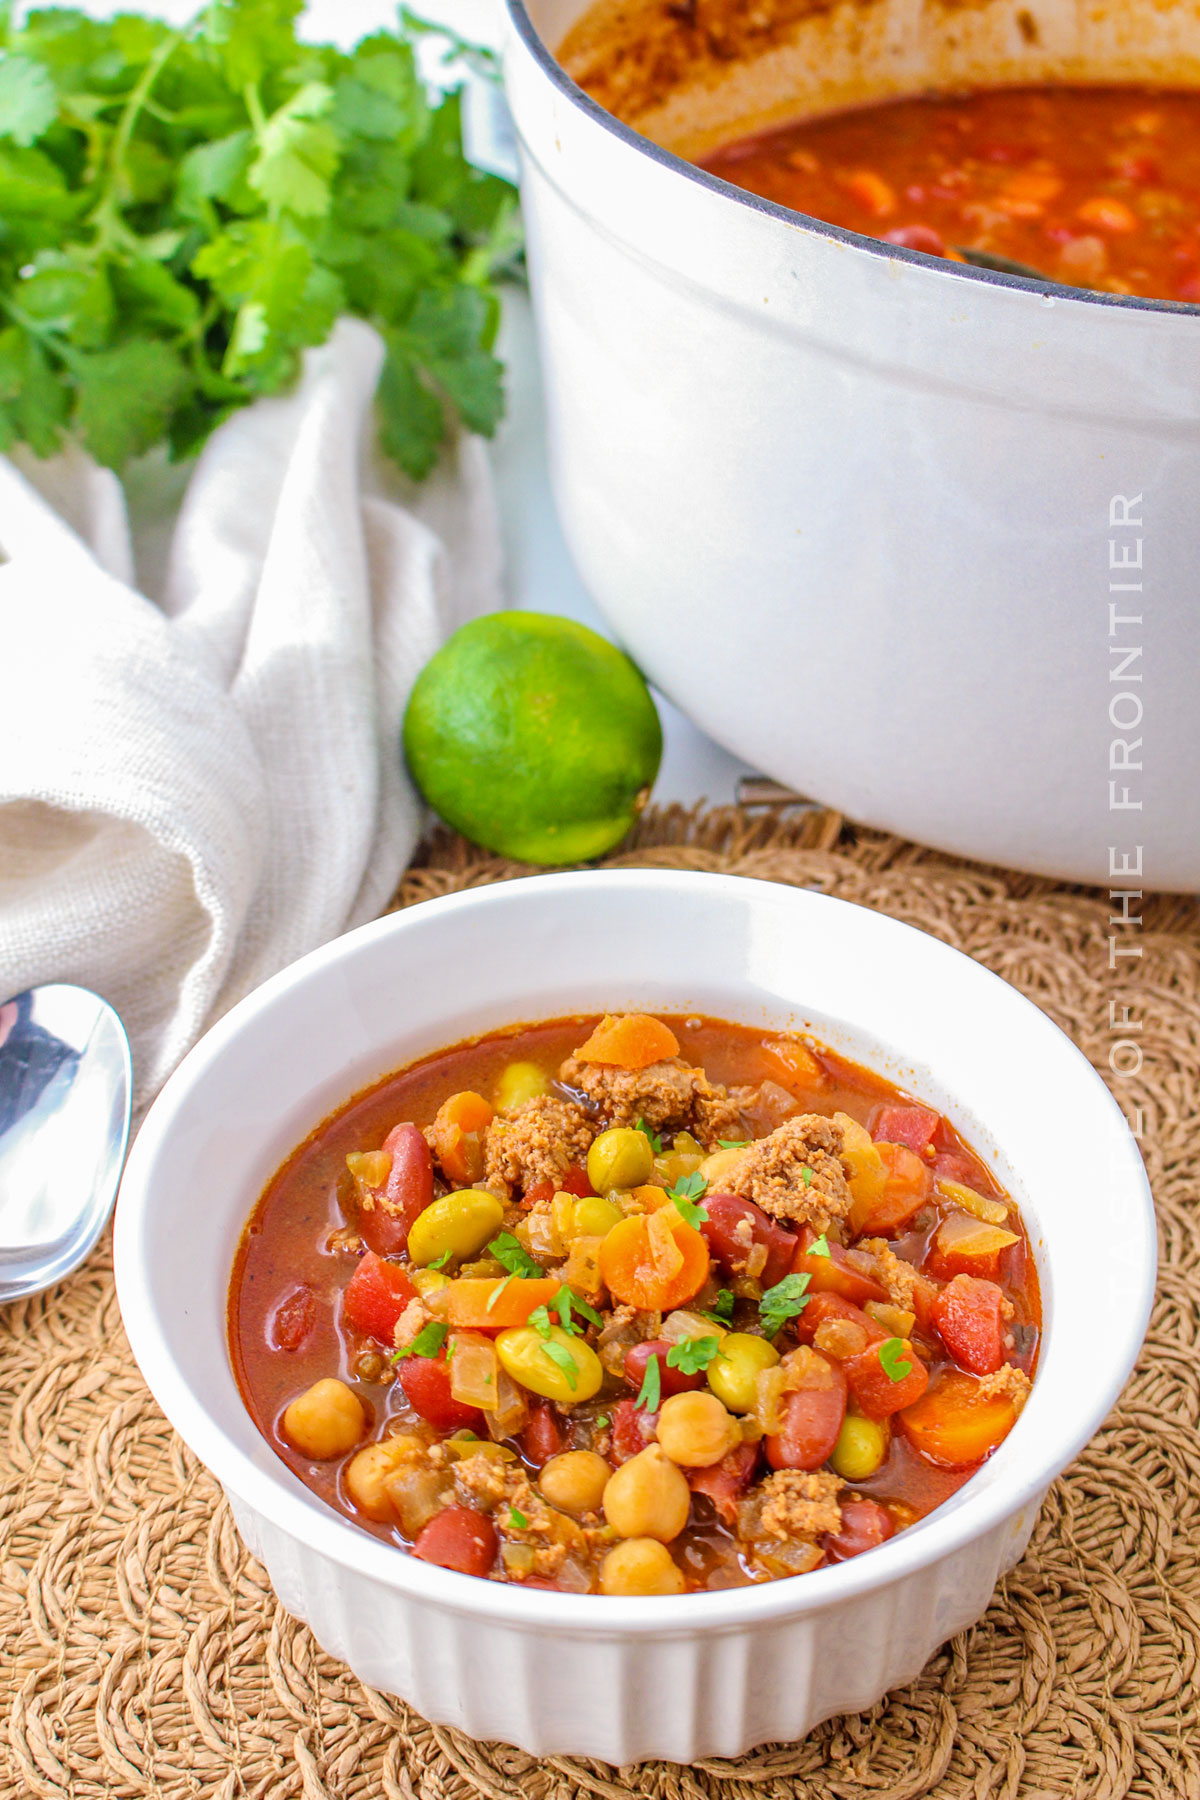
[402,612,663,864]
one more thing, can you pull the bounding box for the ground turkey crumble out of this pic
[859,1239,925,1311]
[483,1095,595,1196]
[976,1364,1032,1411]
[558,1054,752,1147]
[725,1114,853,1232]
[757,1469,844,1540]
[452,1453,586,1578]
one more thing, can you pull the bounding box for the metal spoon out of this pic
[0,984,132,1302]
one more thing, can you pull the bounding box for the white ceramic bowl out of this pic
[502,0,1200,887]
[114,872,1154,1760]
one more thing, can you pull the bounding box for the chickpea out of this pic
[655,1391,739,1468]
[600,1537,686,1596]
[587,1126,654,1195]
[406,1190,505,1267]
[282,1378,365,1460]
[344,1439,410,1520]
[830,1414,888,1482]
[602,1444,691,1542]
[539,1450,612,1517]
[707,1333,780,1413]
[494,1060,550,1113]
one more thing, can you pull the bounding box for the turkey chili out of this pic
[229,1014,1040,1595]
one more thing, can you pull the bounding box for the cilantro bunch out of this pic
[0,0,520,476]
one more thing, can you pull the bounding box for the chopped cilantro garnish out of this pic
[703,1288,736,1326]
[758,1273,812,1338]
[800,1166,814,1188]
[809,1233,831,1259]
[527,1304,553,1339]
[540,1339,580,1392]
[668,1171,709,1228]
[488,1232,544,1279]
[635,1117,664,1154]
[508,1505,529,1530]
[428,1250,453,1271]
[553,1285,604,1332]
[391,1321,448,1362]
[879,1337,913,1383]
[634,1356,661,1412]
[485,1273,516,1312]
[666,1336,723,1376]
[717,1139,747,1150]
[595,1414,610,1430]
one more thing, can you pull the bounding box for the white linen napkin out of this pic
[0,316,501,1107]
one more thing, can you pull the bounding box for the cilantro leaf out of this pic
[800,1166,814,1188]
[665,1337,722,1376]
[428,1249,453,1271]
[0,54,58,147]
[635,1117,664,1155]
[717,1139,747,1150]
[539,1339,579,1392]
[634,1355,661,1413]
[809,1234,831,1259]
[552,1285,603,1333]
[527,1304,553,1339]
[879,1337,914,1383]
[391,1321,448,1362]
[248,82,341,218]
[488,1233,543,1279]
[73,341,188,467]
[759,1273,812,1338]
[485,1272,515,1311]
[703,1288,735,1326]
[668,1171,709,1229]
[507,1505,528,1530]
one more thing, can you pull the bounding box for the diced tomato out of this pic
[872,1103,940,1155]
[398,1352,485,1434]
[342,1252,416,1343]
[850,1141,933,1236]
[844,1338,929,1418]
[412,1506,497,1576]
[702,1193,797,1288]
[688,1442,760,1525]
[521,1401,564,1467]
[522,1164,593,1209]
[270,1285,316,1352]
[826,1496,894,1562]
[795,1291,888,1348]
[793,1231,889,1306]
[625,1339,706,1398]
[765,1356,847,1470]
[932,1275,1007,1375]
[932,1149,985,1187]
[351,1123,433,1256]
[610,1397,657,1463]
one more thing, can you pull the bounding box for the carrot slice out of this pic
[429,1090,495,1184]
[444,1276,561,1329]
[599,1210,709,1309]
[897,1369,1019,1468]
[574,1013,680,1070]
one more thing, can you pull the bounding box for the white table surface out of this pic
[65,0,757,808]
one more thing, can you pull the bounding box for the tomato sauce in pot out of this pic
[702,86,1200,301]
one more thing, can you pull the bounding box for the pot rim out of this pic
[503,0,1200,320]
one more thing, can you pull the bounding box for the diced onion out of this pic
[485,1368,529,1440]
[449,1332,500,1410]
[936,1178,1010,1227]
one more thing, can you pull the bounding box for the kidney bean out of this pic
[826,1496,894,1562]
[687,1441,761,1525]
[521,1401,564,1467]
[412,1506,497,1577]
[702,1193,797,1288]
[352,1123,434,1257]
[765,1357,848,1470]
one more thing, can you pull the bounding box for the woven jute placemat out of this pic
[3,806,1198,1800]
